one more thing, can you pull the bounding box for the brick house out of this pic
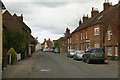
[2,10,33,68]
[68,1,119,59]
[41,38,53,50]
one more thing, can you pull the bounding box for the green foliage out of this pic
[3,29,30,57]
[31,38,38,46]
[53,41,60,49]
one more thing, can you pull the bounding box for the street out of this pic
[3,51,118,79]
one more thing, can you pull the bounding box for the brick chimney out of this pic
[103,0,112,11]
[83,14,89,23]
[18,14,23,21]
[44,38,46,42]
[48,38,50,41]
[91,7,99,17]
[79,19,82,25]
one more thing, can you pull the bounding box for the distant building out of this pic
[41,38,53,50]
[35,43,42,51]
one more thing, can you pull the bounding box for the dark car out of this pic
[82,48,106,64]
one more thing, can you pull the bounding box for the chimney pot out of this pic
[83,14,89,23]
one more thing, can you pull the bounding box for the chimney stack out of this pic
[18,14,23,21]
[91,7,99,17]
[79,19,82,25]
[44,38,46,42]
[103,0,112,11]
[82,14,89,23]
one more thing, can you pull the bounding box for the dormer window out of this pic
[94,27,100,35]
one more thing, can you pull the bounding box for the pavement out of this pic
[2,52,38,79]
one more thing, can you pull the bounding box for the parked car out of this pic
[82,48,106,64]
[67,49,76,58]
[73,50,85,60]
[43,48,49,52]
[54,48,60,53]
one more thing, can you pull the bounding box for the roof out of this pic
[13,14,31,33]
[2,2,6,10]
[72,3,119,42]
[3,10,22,32]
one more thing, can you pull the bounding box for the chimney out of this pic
[91,7,99,17]
[79,19,82,25]
[48,38,50,41]
[103,0,112,11]
[83,14,89,23]
[44,38,46,42]
[18,14,23,21]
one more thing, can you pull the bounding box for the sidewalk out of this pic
[2,52,38,79]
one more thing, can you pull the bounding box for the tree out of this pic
[3,29,30,59]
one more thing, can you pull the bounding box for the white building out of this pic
[35,43,42,51]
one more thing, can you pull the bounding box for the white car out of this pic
[73,50,85,60]
[67,49,76,58]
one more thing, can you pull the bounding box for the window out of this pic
[115,47,118,56]
[108,30,112,40]
[83,33,84,40]
[86,31,88,39]
[81,33,82,40]
[94,27,100,35]
[107,47,112,56]
[70,38,71,44]
[94,44,100,48]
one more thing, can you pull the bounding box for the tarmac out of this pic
[1,51,119,80]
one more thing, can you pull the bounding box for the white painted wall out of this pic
[35,43,42,51]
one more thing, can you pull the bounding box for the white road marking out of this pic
[41,69,50,72]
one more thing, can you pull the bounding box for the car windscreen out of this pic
[91,49,104,53]
[70,51,75,53]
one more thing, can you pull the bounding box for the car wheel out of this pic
[73,56,76,60]
[86,58,91,64]
[82,58,85,62]
[100,60,105,64]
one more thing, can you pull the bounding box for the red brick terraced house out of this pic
[2,10,34,68]
[67,1,119,60]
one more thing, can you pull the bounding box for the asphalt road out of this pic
[27,51,118,78]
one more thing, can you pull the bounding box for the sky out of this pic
[2,0,118,43]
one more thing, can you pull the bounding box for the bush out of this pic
[7,47,17,64]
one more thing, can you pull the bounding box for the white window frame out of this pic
[94,27,100,36]
[115,47,118,56]
[107,47,112,56]
[86,31,88,39]
[81,33,82,40]
[70,38,71,44]
[108,30,112,40]
[94,44,100,48]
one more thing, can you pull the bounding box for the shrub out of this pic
[7,47,17,64]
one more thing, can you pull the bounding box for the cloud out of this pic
[3,0,118,43]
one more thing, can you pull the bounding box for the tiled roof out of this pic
[13,14,31,33]
[3,10,21,32]
[72,2,119,39]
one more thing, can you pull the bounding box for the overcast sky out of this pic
[3,0,118,43]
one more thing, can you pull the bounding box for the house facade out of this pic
[41,38,53,50]
[67,1,119,60]
[2,10,34,68]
